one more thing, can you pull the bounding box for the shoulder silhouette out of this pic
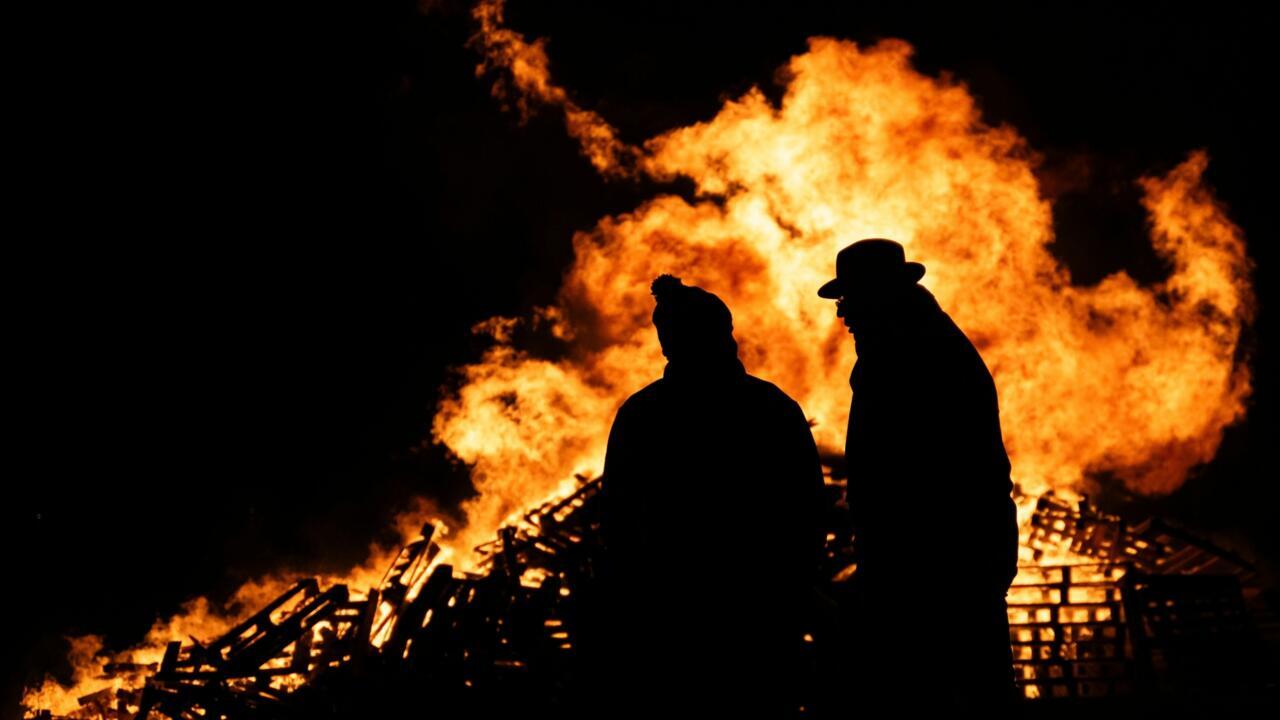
[597,274,824,716]
[819,239,1019,708]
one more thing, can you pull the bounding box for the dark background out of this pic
[9,1,1275,714]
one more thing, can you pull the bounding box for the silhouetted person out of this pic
[817,239,1019,708]
[598,275,824,716]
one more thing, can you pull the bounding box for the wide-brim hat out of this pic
[816,238,926,299]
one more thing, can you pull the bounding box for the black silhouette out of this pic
[818,239,1019,708]
[596,275,825,716]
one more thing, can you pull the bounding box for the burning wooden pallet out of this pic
[1009,564,1132,699]
[27,481,1271,718]
[1007,563,1267,702]
[134,580,375,719]
[1027,493,1257,580]
[1012,493,1269,702]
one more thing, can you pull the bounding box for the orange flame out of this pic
[471,0,637,176]
[439,2,1253,565]
[25,4,1255,714]
[22,499,444,715]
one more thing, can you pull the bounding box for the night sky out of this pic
[9,1,1275,712]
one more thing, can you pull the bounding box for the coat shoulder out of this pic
[741,374,806,416]
[928,310,996,380]
[616,378,667,416]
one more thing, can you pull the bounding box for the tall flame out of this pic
[25,3,1254,713]
[439,0,1254,563]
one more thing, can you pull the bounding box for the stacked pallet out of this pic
[1007,564,1132,699]
[28,480,1271,718]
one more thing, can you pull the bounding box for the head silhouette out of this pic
[818,239,927,336]
[835,277,918,336]
[650,275,738,364]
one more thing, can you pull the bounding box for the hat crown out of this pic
[817,238,924,298]
[836,238,906,276]
[650,274,736,363]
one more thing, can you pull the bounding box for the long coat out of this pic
[844,284,1019,705]
[597,358,825,715]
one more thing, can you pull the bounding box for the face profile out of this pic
[818,238,926,337]
[833,280,908,336]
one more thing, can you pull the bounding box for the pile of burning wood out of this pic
[27,481,1275,719]
[1014,493,1271,701]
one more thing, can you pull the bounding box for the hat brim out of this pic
[816,262,926,298]
[816,278,843,299]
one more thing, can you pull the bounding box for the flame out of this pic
[26,4,1255,714]
[471,0,636,176]
[22,499,444,715]
[438,1,1253,566]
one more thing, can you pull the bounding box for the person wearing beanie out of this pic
[595,274,825,716]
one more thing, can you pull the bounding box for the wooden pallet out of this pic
[1008,564,1133,699]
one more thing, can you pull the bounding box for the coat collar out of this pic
[663,355,747,384]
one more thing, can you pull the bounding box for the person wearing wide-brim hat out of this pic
[816,237,926,300]
[819,238,1021,709]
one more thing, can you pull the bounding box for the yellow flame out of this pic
[23,499,445,714]
[27,5,1254,714]
[437,9,1253,575]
